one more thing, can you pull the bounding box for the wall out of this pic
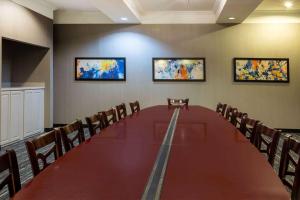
[53,24,300,129]
[1,40,13,84]
[2,39,49,86]
[0,0,53,128]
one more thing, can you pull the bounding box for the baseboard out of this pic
[276,129,300,133]
[53,124,67,128]
[44,128,54,132]
[52,124,89,129]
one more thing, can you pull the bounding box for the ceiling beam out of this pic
[11,0,56,19]
[141,11,216,24]
[216,0,263,23]
[90,0,141,24]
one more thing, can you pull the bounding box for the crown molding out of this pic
[141,11,216,24]
[213,0,227,16]
[53,10,217,24]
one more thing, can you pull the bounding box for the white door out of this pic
[1,91,10,145]
[10,91,24,141]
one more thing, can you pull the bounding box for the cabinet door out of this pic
[24,90,34,137]
[1,91,10,145]
[37,90,44,132]
[10,91,24,141]
[32,89,44,133]
[24,89,44,137]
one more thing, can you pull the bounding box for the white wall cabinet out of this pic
[10,91,24,142]
[1,87,44,145]
[24,89,44,137]
[1,91,11,145]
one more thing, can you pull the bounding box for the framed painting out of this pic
[152,58,206,82]
[234,58,289,82]
[75,57,126,81]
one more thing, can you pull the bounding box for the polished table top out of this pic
[12,106,289,200]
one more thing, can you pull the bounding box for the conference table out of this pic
[13,105,289,199]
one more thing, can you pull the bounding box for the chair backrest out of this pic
[254,124,280,166]
[60,120,85,152]
[0,150,21,197]
[116,103,127,120]
[225,106,238,121]
[167,98,189,108]
[25,129,63,176]
[216,103,227,116]
[239,117,260,144]
[101,108,117,127]
[85,114,105,137]
[231,111,248,127]
[129,101,140,114]
[279,136,300,200]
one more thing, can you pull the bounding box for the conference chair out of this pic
[225,106,238,121]
[216,103,227,116]
[60,120,85,152]
[0,150,21,197]
[231,111,248,127]
[129,101,140,114]
[239,117,260,144]
[101,108,118,128]
[167,98,189,108]
[116,103,127,120]
[26,129,63,176]
[279,135,300,200]
[254,124,280,166]
[85,113,106,137]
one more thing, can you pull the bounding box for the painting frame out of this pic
[75,57,126,81]
[152,57,206,82]
[233,58,290,83]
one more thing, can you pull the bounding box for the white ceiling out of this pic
[43,0,218,12]
[13,0,300,24]
[137,0,217,12]
[45,0,97,11]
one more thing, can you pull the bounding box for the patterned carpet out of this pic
[0,130,298,200]
[0,129,90,200]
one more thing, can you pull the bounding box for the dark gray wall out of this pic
[54,24,300,129]
[0,0,53,128]
[1,40,13,84]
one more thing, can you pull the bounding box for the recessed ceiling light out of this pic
[121,17,128,21]
[228,17,236,20]
[284,1,293,8]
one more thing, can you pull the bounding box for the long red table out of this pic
[12,105,289,199]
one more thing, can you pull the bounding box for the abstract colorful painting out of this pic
[153,58,206,81]
[75,57,126,81]
[234,58,289,82]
